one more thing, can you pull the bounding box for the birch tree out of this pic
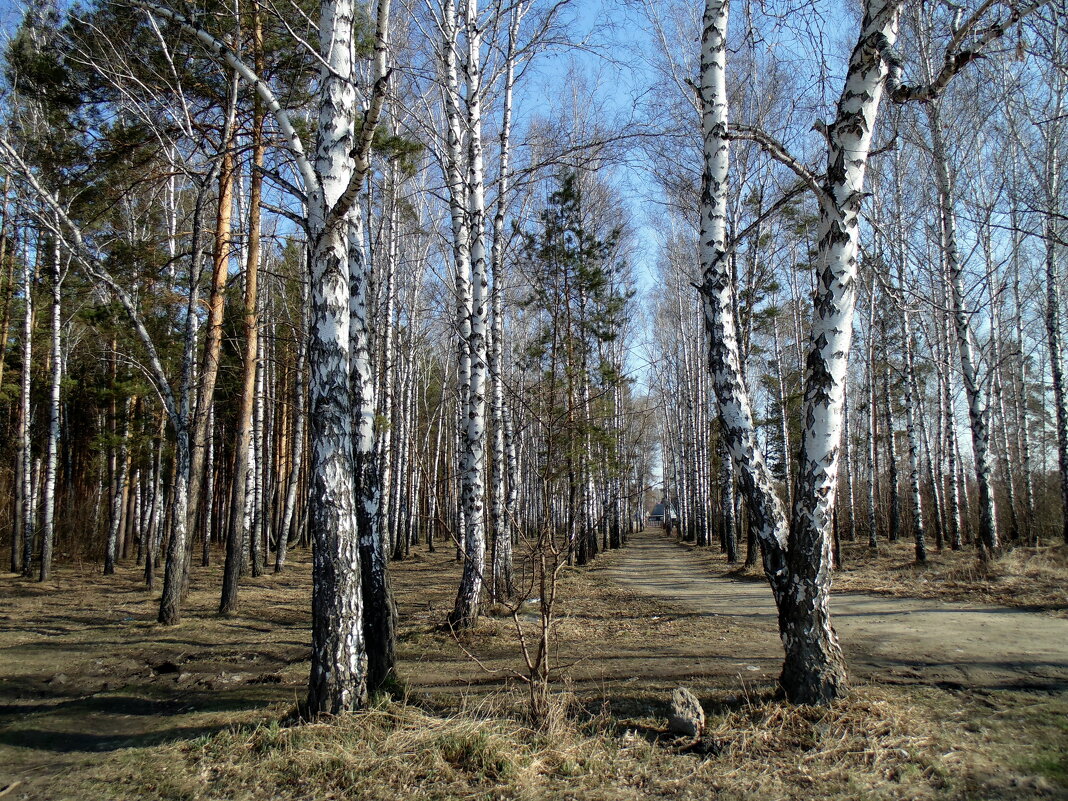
[695,0,1044,702]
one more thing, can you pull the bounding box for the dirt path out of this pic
[607,531,1068,692]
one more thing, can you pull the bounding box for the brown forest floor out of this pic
[0,530,1065,800]
[834,538,1068,613]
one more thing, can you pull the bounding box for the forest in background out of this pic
[0,0,1065,724]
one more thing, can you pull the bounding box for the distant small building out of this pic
[648,502,677,525]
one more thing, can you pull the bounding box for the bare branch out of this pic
[890,0,1052,103]
[727,124,826,202]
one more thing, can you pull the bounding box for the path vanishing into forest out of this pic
[607,531,1068,693]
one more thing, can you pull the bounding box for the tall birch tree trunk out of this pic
[899,285,926,562]
[351,206,397,692]
[302,0,385,714]
[698,0,847,704]
[139,0,391,709]
[1040,88,1068,545]
[450,0,489,630]
[866,288,880,549]
[16,241,33,575]
[39,239,62,581]
[777,0,903,701]
[925,101,999,557]
[276,275,309,573]
[489,4,519,603]
[882,359,900,540]
[377,167,398,558]
[105,400,132,575]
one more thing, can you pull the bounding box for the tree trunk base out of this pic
[158,602,180,626]
[778,653,848,705]
[446,609,479,631]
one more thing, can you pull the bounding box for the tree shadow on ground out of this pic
[0,721,234,753]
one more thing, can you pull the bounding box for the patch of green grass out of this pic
[435,729,513,779]
[1027,751,1068,786]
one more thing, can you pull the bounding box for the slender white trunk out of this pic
[451,0,489,629]
[105,399,132,575]
[772,317,792,506]
[17,242,33,575]
[440,0,472,565]
[865,291,881,548]
[202,403,214,566]
[144,428,162,583]
[40,239,62,581]
[882,360,900,540]
[899,300,926,562]
[1040,84,1068,544]
[277,272,309,572]
[1011,210,1036,542]
[941,334,963,550]
[489,5,519,602]
[841,387,856,540]
[159,196,202,624]
[351,204,396,690]
[987,269,1019,541]
[250,309,267,577]
[925,101,998,556]
[696,0,788,553]
[377,167,399,555]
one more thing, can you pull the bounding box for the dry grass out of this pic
[60,684,1065,801]
[832,540,1068,615]
[693,687,964,799]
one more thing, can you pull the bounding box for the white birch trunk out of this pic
[17,242,33,576]
[1009,161,1036,541]
[250,313,267,577]
[925,101,998,556]
[39,239,62,581]
[900,302,926,562]
[783,0,904,701]
[882,360,900,540]
[105,399,132,575]
[697,0,789,562]
[304,0,370,715]
[1040,89,1068,544]
[450,0,489,629]
[277,271,309,572]
[377,167,399,556]
[696,0,852,703]
[439,0,473,567]
[350,206,397,691]
[489,5,519,601]
[202,403,214,566]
